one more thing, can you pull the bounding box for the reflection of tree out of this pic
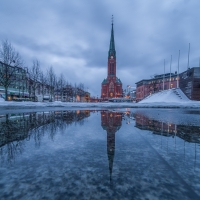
[101,111,123,181]
[0,114,28,163]
[0,110,91,163]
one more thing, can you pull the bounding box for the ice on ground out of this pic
[0,97,5,102]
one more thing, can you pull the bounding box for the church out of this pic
[101,20,123,99]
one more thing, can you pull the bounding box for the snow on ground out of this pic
[139,88,189,103]
[0,100,200,109]
[0,89,200,109]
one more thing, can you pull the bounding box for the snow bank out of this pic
[0,98,5,102]
[139,88,189,103]
[0,89,200,110]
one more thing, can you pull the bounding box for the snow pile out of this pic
[139,88,190,103]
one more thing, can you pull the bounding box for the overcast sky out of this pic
[0,0,200,96]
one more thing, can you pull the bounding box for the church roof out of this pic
[102,77,122,85]
[116,77,122,84]
[108,19,116,58]
[102,78,108,84]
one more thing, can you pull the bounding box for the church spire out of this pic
[108,15,116,58]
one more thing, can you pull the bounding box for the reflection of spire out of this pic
[107,130,115,181]
[101,111,122,181]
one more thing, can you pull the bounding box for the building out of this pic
[0,61,29,100]
[123,86,136,100]
[0,61,53,101]
[135,72,178,101]
[28,79,52,101]
[101,21,123,99]
[179,67,200,100]
[135,67,200,102]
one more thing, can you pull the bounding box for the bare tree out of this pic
[55,76,59,101]
[47,66,56,102]
[74,83,77,102]
[39,70,47,101]
[29,59,41,101]
[78,83,85,102]
[0,40,24,101]
[0,40,23,66]
[59,74,66,101]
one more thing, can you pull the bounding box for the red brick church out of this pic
[101,20,123,99]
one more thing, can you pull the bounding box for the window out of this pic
[110,63,114,75]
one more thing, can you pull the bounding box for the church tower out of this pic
[101,17,123,99]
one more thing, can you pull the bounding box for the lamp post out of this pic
[87,87,89,102]
[169,55,172,89]
[177,50,180,88]
[24,67,29,98]
[18,69,21,99]
[23,67,28,99]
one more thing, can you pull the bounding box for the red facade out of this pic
[136,73,179,102]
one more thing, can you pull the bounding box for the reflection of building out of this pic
[101,20,123,99]
[101,111,122,180]
[0,110,91,162]
[135,112,200,143]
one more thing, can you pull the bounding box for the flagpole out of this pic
[177,50,180,88]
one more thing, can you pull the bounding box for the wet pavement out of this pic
[0,108,200,200]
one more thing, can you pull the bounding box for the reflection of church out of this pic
[101,19,123,99]
[101,111,122,180]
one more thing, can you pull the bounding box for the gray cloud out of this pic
[0,0,200,95]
